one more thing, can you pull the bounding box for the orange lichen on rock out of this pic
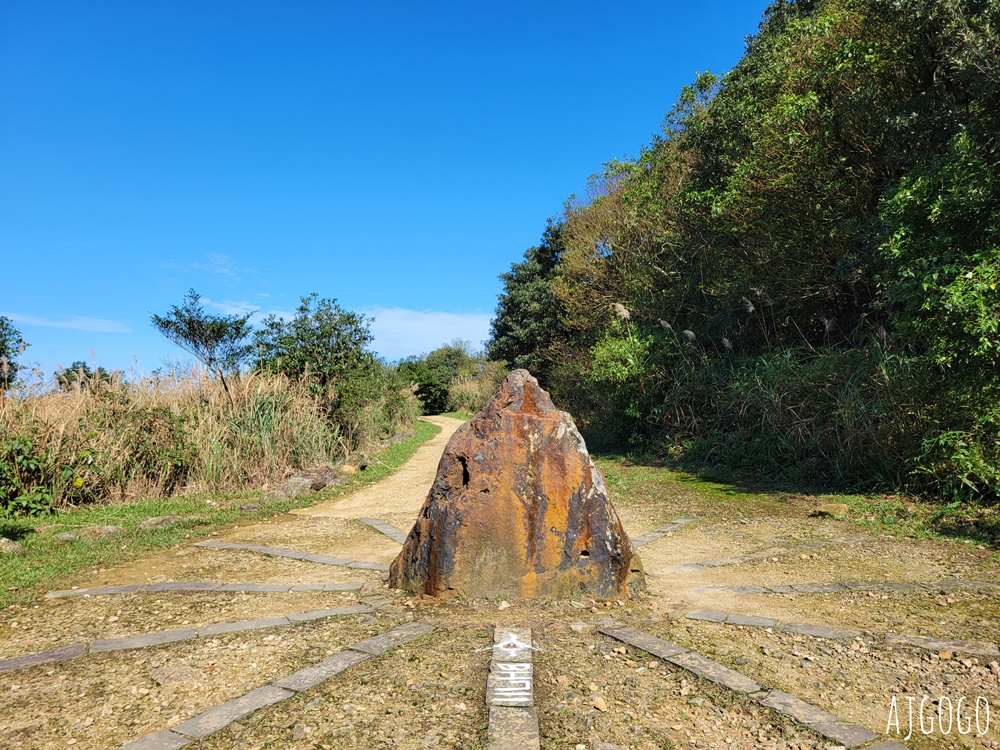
[389,369,644,599]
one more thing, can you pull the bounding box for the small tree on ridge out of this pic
[151,289,253,405]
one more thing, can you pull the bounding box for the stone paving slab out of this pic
[791,582,844,593]
[295,551,357,565]
[699,557,748,567]
[120,729,191,749]
[148,581,223,592]
[91,627,197,653]
[287,605,369,622]
[728,585,771,594]
[666,536,875,573]
[841,581,922,592]
[198,616,290,636]
[0,643,88,672]
[119,622,433,749]
[357,517,409,544]
[46,584,145,598]
[195,540,352,565]
[808,721,878,747]
[216,582,292,592]
[487,662,534,706]
[695,579,994,596]
[864,741,911,750]
[664,563,705,572]
[885,632,1000,656]
[600,615,892,750]
[46,580,363,597]
[777,621,861,640]
[727,613,776,628]
[487,706,540,750]
[346,560,391,571]
[325,581,365,591]
[348,621,435,654]
[195,539,395,570]
[598,622,689,660]
[686,609,727,622]
[601,621,888,746]
[273,649,371,691]
[757,689,843,726]
[665,651,763,693]
[766,584,796,594]
[171,685,293,738]
[920,579,997,590]
[4,605,374,673]
[493,627,533,663]
[631,516,697,547]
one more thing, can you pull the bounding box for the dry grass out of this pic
[0,367,418,512]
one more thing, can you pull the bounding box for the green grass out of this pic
[0,419,440,610]
[437,410,474,421]
[597,457,1000,550]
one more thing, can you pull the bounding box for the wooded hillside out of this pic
[489,0,1000,500]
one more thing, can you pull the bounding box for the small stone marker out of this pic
[492,626,533,663]
[487,662,533,706]
[487,627,540,750]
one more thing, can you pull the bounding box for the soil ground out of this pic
[1,414,998,750]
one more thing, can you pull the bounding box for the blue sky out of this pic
[1,0,769,379]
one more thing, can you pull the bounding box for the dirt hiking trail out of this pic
[1,413,998,750]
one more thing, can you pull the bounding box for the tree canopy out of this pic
[0,316,28,392]
[151,289,254,403]
[487,0,1000,498]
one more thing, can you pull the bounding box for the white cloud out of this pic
[0,311,132,333]
[201,298,260,316]
[364,307,492,361]
[201,299,296,322]
[192,254,239,278]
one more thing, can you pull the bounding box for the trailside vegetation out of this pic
[0,293,418,517]
[488,0,1000,501]
[398,341,507,415]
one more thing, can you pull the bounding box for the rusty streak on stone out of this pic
[390,369,643,599]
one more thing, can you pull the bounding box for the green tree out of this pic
[487,221,566,380]
[151,289,253,405]
[252,293,375,395]
[0,316,28,392]
[55,361,114,391]
[398,341,480,414]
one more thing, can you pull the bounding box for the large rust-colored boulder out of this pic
[389,369,644,599]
